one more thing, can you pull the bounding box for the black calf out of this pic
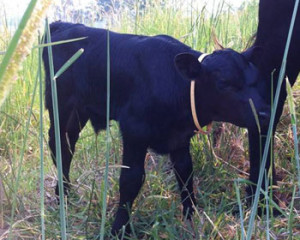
[43,21,270,234]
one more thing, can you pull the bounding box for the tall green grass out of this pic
[45,18,67,240]
[0,0,300,239]
[38,32,45,240]
[99,29,111,240]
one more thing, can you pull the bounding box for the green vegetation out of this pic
[1,0,300,239]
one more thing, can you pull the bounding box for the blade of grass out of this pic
[286,78,300,196]
[288,186,296,240]
[38,31,45,240]
[264,171,270,240]
[234,180,245,240]
[45,18,67,240]
[33,37,87,49]
[249,98,263,171]
[246,1,300,238]
[100,28,111,240]
[0,178,3,229]
[269,70,275,224]
[54,48,84,79]
[249,98,261,135]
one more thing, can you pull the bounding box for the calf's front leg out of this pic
[170,145,196,219]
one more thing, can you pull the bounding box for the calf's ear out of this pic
[242,46,264,66]
[174,53,201,80]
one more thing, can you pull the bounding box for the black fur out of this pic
[244,0,300,207]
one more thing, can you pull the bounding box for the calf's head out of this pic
[175,48,270,129]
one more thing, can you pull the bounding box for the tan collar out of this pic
[190,53,212,135]
[190,80,212,134]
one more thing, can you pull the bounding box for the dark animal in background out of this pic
[43,21,270,234]
[244,0,300,205]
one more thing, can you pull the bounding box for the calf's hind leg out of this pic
[48,107,88,196]
[111,136,147,235]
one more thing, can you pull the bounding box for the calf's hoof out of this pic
[55,182,70,197]
[183,205,195,220]
[111,225,131,239]
[111,208,131,237]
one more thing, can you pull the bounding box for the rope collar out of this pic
[198,53,209,63]
[190,53,212,135]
